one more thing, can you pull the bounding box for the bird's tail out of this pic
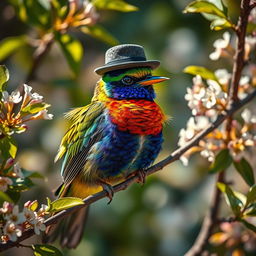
[43,183,90,248]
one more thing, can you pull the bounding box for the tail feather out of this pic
[44,206,90,248]
[61,206,89,248]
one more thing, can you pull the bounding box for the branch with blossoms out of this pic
[1,0,256,255]
[0,65,55,253]
[183,0,256,255]
[0,0,138,82]
[0,88,255,253]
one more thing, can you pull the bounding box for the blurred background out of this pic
[0,0,243,255]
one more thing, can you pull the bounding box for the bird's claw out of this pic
[136,169,147,185]
[98,181,114,204]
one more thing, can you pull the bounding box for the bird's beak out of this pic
[138,76,170,86]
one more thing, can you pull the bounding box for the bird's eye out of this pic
[122,76,134,85]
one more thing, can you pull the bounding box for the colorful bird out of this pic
[45,44,169,248]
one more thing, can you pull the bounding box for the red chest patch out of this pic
[106,99,165,135]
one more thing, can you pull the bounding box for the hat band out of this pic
[106,56,146,66]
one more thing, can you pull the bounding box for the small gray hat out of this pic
[94,44,160,75]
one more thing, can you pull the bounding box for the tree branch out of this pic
[228,0,250,106]
[184,172,225,256]
[185,1,252,255]
[0,88,255,253]
[1,1,255,251]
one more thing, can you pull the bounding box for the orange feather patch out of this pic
[106,99,165,135]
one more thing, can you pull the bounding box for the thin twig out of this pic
[184,172,225,256]
[228,0,251,106]
[0,88,255,253]
[26,39,54,83]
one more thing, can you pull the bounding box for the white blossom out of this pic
[33,217,46,235]
[185,86,206,115]
[3,221,22,242]
[240,76,250,86]
[214,69,231,86]
[13,163,24,178]
[209,32,231,60]
[41,109,53,120]
[0,202,13,214]
[0,177,13,192]
[185,75,227,117]
[2,91,22,104]
[178,116,210,146]
[245,36,256,48]
[37,204,49,215]
[228,139,245,161]
[192,75,204,86]
[4,205,25,224]
[200,149,215,162]
[180,155,189,166]
[23,84,43,101]
[33,109,54,120]
[203,81,227,109]
[249,7,256,23]
[23,84,32,94]
[23,207,37,223]
[241,109,256,124]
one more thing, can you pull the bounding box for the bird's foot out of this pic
[135,169,147,185]
[97,180,114,204]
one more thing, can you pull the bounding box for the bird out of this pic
[45,44,169,248]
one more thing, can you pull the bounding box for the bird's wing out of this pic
[55,101,106,185]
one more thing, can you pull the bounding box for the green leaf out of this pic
[55,33,83,76]
[21,103,51,115]
[246,185,256,206]
[245,204,256,216]
[51,0,69,19]
[48,197,84,213]
[0,191,14,205]
[22,0,51,29]
[247,23,256,34]
[210,18,233,30]
[233,191,247,206]
[207,0,225,10]
[217,182,242,216]
[0,65,9,92]
[92,0,138,12]
[209,149,232,173]
[32,244,63,256]
[183,1,226,19]
[201,0,228,22]
[22,169,44,179]
[233,158,254,187]
[0,36,27,61]
[0,136,17,159]
[80,25,119,46]
[183,65,218,82]
[46,197,52,210]
[9,177,34,192]
[27,172,44,179]
[6,190,20,203]
[241,219,256,233]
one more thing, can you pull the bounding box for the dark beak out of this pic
[138,76,170,86]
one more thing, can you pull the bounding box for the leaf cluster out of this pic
[2,0,138,76]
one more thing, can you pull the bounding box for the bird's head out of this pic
[94,67,169,101]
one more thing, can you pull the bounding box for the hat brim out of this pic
[94,60,160,75]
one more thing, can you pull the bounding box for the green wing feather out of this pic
[55,101,105,184]
[55,102,104,162]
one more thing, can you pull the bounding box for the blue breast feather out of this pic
[61,113,163,183]
[92,117,163,178]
